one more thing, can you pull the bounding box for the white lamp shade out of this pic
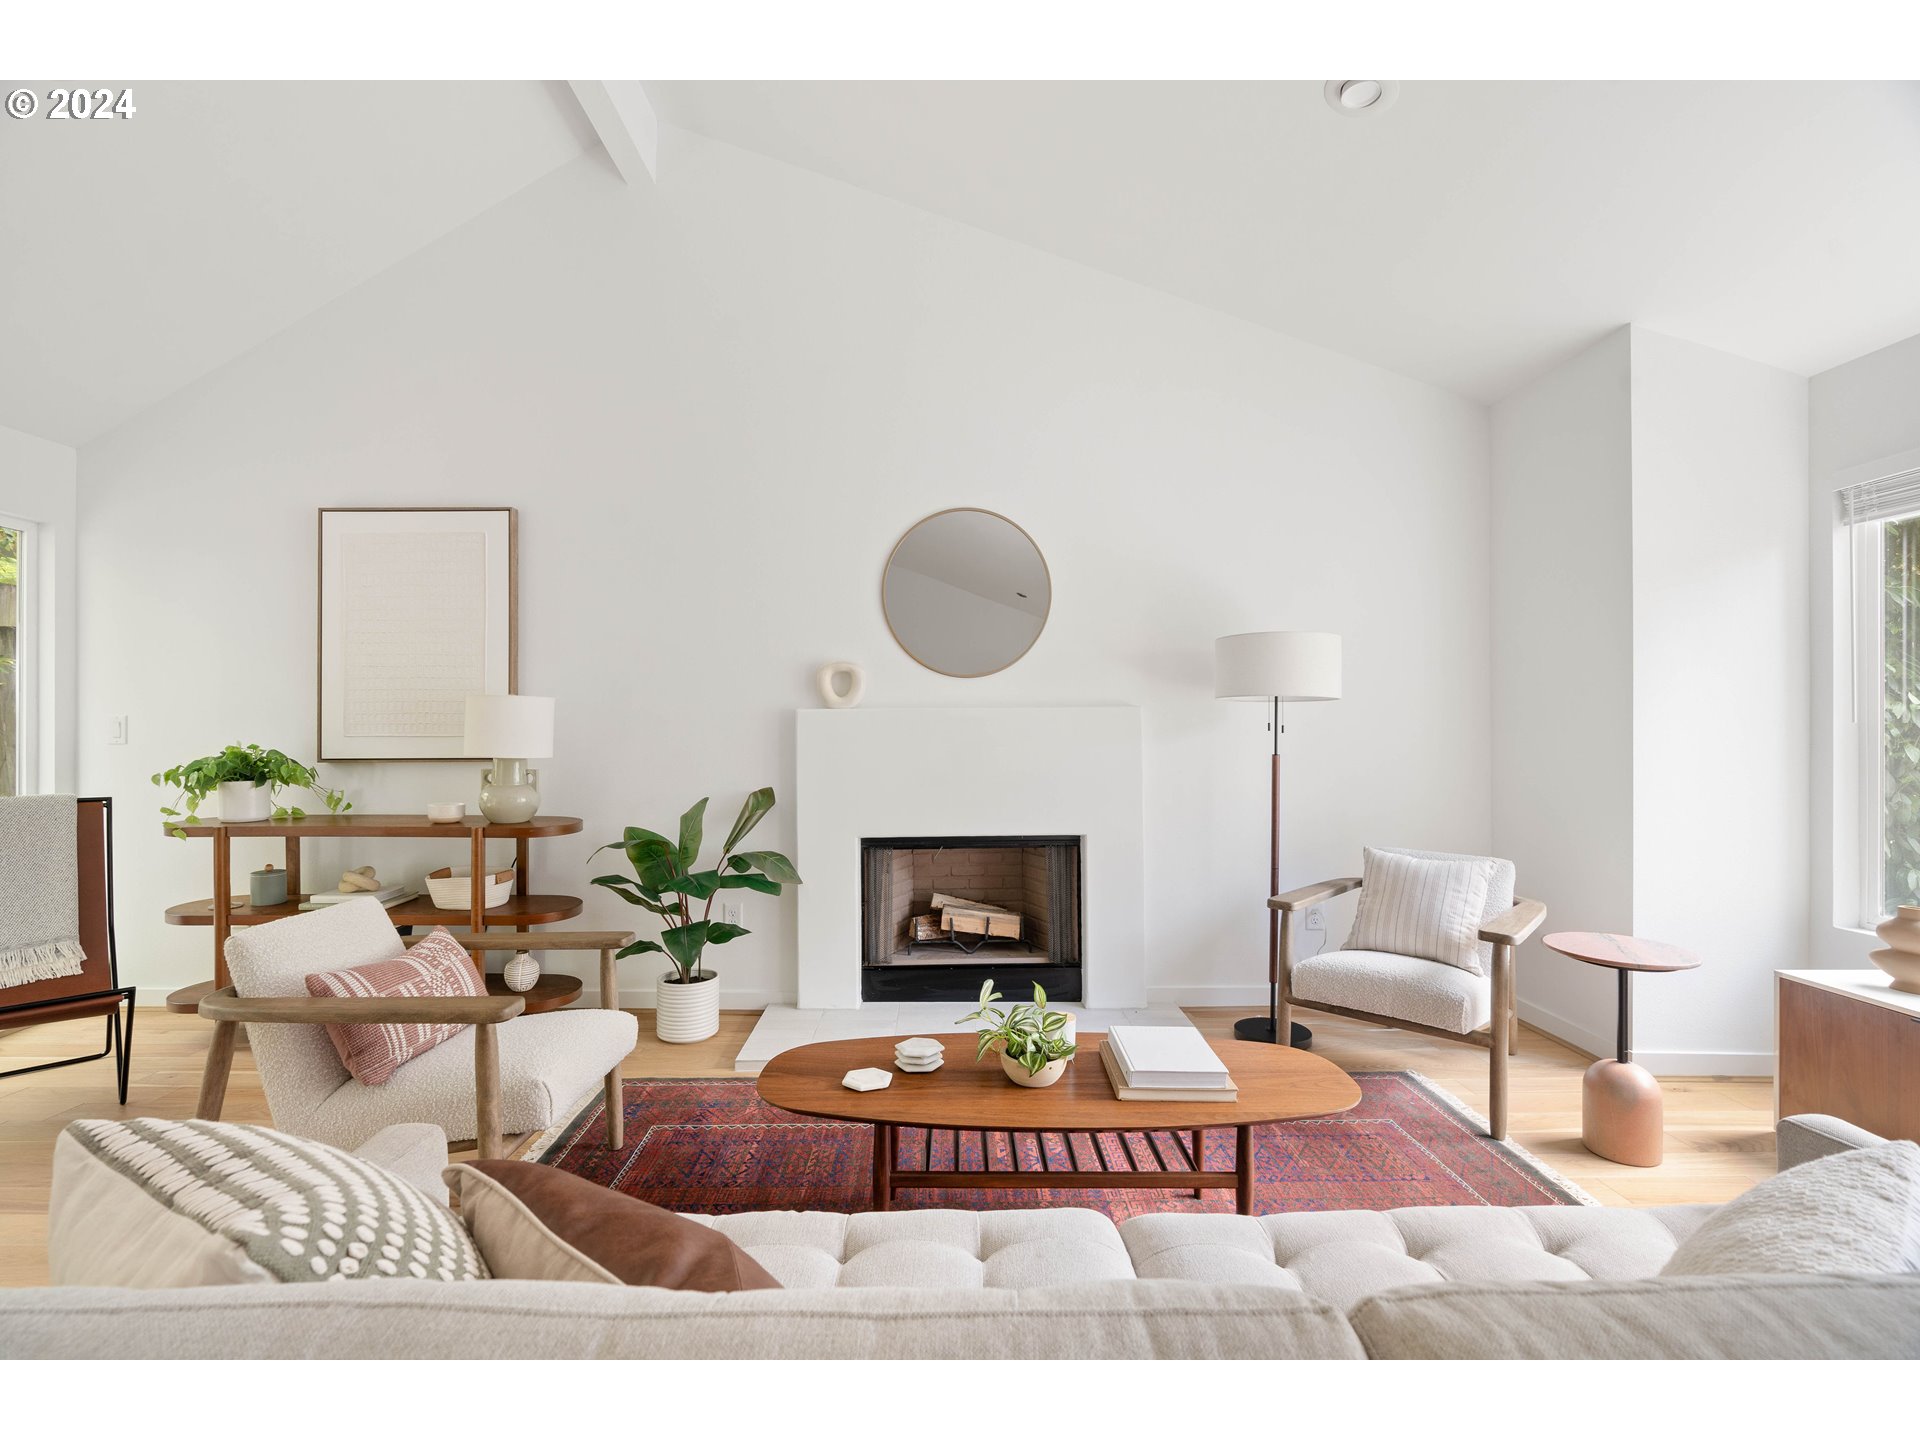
[462,694,555,758]
[1214,632,1342,701]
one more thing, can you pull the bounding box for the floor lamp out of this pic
[1215,631,1342,1048]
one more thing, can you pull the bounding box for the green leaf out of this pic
[659,923,709,978]
[659,870,724,901]
[615,938,667,959]
[712,872,780,895]
[590,875,675,915]
[677,798,709,869]
[704,922,749,946]
[721,787,776,855]
[727,850,801,884]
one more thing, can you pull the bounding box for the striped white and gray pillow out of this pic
[1343,846,1498,974]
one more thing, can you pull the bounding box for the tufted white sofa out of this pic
[2,1115,1915,1360]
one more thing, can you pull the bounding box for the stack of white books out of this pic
[298,884,416,911]
[1100,1025,1238,1102]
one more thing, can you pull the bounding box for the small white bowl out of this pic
[426,802,466,824]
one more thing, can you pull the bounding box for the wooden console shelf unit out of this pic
[1776,969,1920,1144]
[162,813,584,999]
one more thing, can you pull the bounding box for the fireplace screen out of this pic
[860,835,1082,1002]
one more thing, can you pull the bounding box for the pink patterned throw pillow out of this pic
[305,928,486,1085]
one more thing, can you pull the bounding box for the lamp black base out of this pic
[1232,1017,1313,1049]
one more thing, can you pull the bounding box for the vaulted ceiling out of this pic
[6,79,1919,447]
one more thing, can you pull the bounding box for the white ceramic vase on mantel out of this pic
[218,781,271,823]
[656,970,721,1043]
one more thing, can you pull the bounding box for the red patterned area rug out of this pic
[532,1070,1594,1217]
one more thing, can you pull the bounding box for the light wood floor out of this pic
[0,1005,1775,1288]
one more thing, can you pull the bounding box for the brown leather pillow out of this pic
[446,1161,780,1292]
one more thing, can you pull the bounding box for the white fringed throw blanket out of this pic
[0,795,86,988]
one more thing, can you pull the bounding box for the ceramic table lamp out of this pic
[463,694,555,824]
[1215,631,1342,1049]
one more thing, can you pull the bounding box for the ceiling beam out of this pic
[568,81,659,185]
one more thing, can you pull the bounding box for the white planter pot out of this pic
[1001,1052,1067,1088]
[218,781,271,823]
[656,970,720,1044]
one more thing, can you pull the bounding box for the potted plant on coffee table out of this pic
[153,743,351,836]
[590,787,801,1043]
[959,980,1078,1088]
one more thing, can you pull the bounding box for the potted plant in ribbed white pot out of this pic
[590,788,800,1043]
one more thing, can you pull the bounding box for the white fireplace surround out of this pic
[795,707,1147,1009]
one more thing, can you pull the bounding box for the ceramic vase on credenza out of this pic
[1871,906,1920,994]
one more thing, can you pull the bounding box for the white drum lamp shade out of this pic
[1214,632,1342,701]
[462,695,555,758]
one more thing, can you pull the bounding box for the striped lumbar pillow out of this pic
[55,1117,487,1285]
[1342,846,1498,974]
[305,926,485,1085]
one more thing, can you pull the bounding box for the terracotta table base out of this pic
[1581,1057,1665,1167]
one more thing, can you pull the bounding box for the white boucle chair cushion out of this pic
[692,1207,1138,1290]
[307,1008,638,1151]
[223,901,408,1134]
[1292,950,1492,1034]
[1662,1139,1920,1277]
[1119,1204,1712,1313]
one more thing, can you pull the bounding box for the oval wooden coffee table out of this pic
[757,1033,1361,1214]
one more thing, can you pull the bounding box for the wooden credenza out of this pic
[1776,970,1920,1143]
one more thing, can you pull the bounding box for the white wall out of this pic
[1808,331,1920,967]
[1628,329,1807,1073]
[75,131,1493,1006]
[0,423,78,792]
[1490,329,1635,1055]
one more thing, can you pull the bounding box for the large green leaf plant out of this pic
[590,787,801,984]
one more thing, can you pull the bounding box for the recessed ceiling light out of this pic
[1323,80,1399,118]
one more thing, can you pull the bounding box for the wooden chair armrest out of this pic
[1269,877,1362,912]
[403,930,636,952]
[198,987,525,1026]
[1479,897,1546,947]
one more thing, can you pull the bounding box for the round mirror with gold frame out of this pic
[882,508,1051,677]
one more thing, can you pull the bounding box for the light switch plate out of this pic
[106,715,128,745]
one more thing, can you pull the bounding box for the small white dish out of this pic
[842,1067,893,1092]
[895,1037,944,1060]
[895,1058,944,1074]
[426,802,466,824]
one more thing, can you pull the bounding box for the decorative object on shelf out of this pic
[425,864,515,911]
[318,507,516,762]
[1870,906,1920,993]
[302,867,416,910]
[590,787,802,1044]
[957,979,1077,1087]
[152,744,350,837]
[814,660,866,708]
[337,865,382,892]
[1214,630,1342,1049]
[1542,931,1701,1168]
[842,1067,893,1092]
[894,1036,944,1073]
[463,693,554,824]
[248,864,288,909]
[426,802,466,824]
[0,798,135,1101]
[882,508,1051,677]
[500,951,541,994]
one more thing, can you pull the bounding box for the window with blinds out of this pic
[1840,469,1920,919]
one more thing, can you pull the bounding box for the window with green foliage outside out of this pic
[0,525,18,797]
[1882,513,1920,913]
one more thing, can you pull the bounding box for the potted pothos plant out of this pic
[591,787,800,1043]
[958,980,1078,1088]
[153,744,351,836]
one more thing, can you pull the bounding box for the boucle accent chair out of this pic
[1271,848,1544,1141]
[196,901,637,1160]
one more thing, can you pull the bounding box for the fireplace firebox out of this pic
[860,835,1083,1002]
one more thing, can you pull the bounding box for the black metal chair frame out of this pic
[0,796,135,1103]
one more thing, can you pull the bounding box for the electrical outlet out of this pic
[721,899,744,926]
[1303,906,1325,932]
[106,715,128,745]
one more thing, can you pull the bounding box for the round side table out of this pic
[1541,932,1700,1168]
